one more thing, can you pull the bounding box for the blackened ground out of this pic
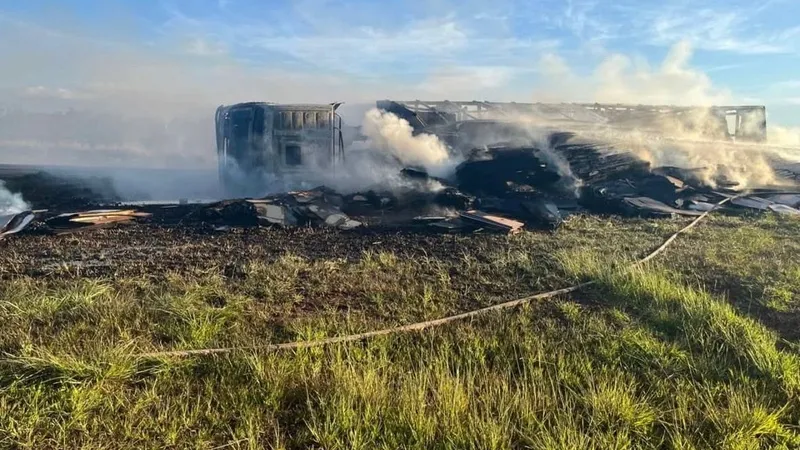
[2,214,799,343]
[0,222,520,279]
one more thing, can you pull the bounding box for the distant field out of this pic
[1,214,799,449]
[0,163,45,179]
[0,163,221,206]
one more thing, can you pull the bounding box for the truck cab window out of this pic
[285,144,302,166]
[253,107,265,136]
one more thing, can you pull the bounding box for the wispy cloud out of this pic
[560,0,621,41]
[541,0,800,55]
[702,63,746,73]
[240,18,470,71]
[649,8,800,54]
[161,5,560,82]
[2,0,800,127]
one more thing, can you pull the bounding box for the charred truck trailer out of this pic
[215,102,345,195]
[215,100,768,194]
[377,100,768,146]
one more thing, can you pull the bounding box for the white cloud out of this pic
[560,0,621,41]
[703,63,746,73]
[3,1,800,130]
[161,5,560,80]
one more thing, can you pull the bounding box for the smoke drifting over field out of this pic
[334,41,800,193]
[0,7,799,201]
[526,42,800,189]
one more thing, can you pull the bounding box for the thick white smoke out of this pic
[274,108,462,196]
[359,108,456,177]
[0,181,30,215]
[770,126,800,147]
[531,41,800,189]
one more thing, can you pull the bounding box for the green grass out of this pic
[1,214,799,449]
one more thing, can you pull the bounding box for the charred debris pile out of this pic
[3,132,799,239]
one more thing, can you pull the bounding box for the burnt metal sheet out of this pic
[324,214,362,230]
[247,187,361,230]
[731,197,772,211]
[663,176,685,190]
[766,194,800,208]
[0,211,35,238]
[253,203,297,226]
[687,201,717,212]
[413,216,448,223]
[623,197,704,217]
[521,199,562,228]
[429,218,467,231]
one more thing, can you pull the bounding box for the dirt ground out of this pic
[0,222,514,279]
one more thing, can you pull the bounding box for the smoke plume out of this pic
[359,108,456,176]
[1,10,798,198]
[294,109,458,195]
[530,41,800,189]
[770,126,800,147]
[0,181,30,215]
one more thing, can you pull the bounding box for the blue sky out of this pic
[2,0,800,125]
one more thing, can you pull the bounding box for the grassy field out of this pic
[1,213,799,449]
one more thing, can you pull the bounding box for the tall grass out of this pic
[1,216,799,448]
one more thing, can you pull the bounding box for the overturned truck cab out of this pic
[215,102,345,196]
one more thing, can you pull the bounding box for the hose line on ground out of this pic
[138,195,738,359]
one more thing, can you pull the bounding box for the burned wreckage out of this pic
[2,100,798,238]
[215,102,347,197]
[201,99,794,231]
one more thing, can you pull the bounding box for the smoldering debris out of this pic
[3,136,799,240]
[2,104,800,238]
